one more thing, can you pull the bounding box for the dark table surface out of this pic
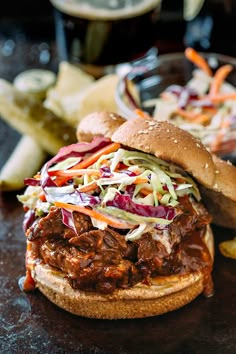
[1,12,236,354]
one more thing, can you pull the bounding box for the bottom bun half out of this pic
[32,226,214,320]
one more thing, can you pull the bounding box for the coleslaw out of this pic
[137,48,236,156]
[18,136,201,244]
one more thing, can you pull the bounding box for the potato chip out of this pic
[72,74,119,125]
[49,61,94,96]
[44,61,95,119]
[44,62,120,127]
[219,238,236,259]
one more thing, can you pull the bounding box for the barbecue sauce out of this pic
[179,229,214,297]
[21,196,214,296]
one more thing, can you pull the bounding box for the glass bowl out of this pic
[115,51,236,161]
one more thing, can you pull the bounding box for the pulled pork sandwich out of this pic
[18,113,236,319]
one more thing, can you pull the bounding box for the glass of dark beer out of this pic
[50,0,162,77]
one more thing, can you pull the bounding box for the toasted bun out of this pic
[111,117,216,188]
[77,111,126,142]
[111,117,236,228]
[77,112,236,228]
[32,226,213,319]
[199,155,236,228]
[34,266,205,319]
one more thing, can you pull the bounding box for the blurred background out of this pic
[0,0,236,80]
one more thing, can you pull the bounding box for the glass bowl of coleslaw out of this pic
[115,49,236,161]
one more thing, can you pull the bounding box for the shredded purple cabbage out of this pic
[32,136,111,190]
[124,76,141,109]
[100,166,113,178]
[121,170,137,177]
[163,183,177,191]
[125,184,136,197]
[61,208,78,236]
[106,193,175,220]
[68,190,100,206]
[165,85,199,109]
[41,163,57,189]
[190,98,214,108]
[47,189,100,206]
[24,178,41,186]
[23,209,36,232]
[48,136,111,166]
[59,192,100,233]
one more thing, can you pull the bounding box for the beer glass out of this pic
[50,0,162,77]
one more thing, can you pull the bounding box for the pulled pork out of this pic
[26,196,213,294]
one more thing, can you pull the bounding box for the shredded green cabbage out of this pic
[19,146,202,244]
[96,206,172,226]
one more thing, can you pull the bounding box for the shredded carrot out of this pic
[202,106,218,115]
[185,47,213,76]
[210,118,230,153]
[115,162,128,171]
[213,139,236,155]
[140,188,152,196]
[191,114,211,125]
[175,108,195,120]
[175,108,210,123]
[78,176,147,193]
[48,169,101,177]
[209,64,233,96]
[54,201,134,229]
[206,92,236,103]
[140,188,162,201]
[39,191,46,202]
[100,159,110,167]
[54,142,120,186]
[33,173,41,179]
[133,177,148,184]
[78,181,99,193]
[135,108,151,119]
[72,142,121,170]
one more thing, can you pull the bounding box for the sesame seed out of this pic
[196,143,201,148]
[205,163,208,169]
[147,121,156,126]
[215,170,219,174]
[213,183,218,190]
[174,139,178,143]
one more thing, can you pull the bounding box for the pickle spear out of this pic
[0,79,77,156]
[0,135,47,191]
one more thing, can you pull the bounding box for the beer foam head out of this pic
[50,0,162,20]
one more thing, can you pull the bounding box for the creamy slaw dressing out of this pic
[18,145,201,253]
